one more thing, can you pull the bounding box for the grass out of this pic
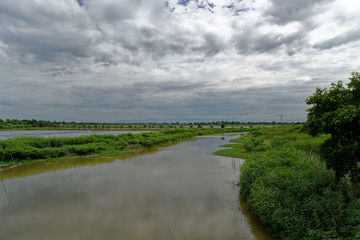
[0,127,245,168]
[216,125,360,240]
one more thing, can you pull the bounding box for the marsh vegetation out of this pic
[217,126,360,239]
[0,128,244,168]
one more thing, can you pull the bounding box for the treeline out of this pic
[0,118,302,130]
[0,119,60,129]
[0,119,125,129]
[0,128,243,167]
[217,126,360,239]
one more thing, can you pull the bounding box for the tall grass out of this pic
[217,126,360,240]
[0,128,244,167]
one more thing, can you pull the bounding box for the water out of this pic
[0,130,148,140]
[0,135,276,240]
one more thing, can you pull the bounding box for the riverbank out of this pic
[0,128,245,169]
[216,126,360,239]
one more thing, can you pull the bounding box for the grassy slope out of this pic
[216,126,360,240]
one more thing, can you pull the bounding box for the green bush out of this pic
[66,143,106,155]
[239,147,310,198]
[5,145,40,160]
[38,147,69,158]
[247,167,351,239]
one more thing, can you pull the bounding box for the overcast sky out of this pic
[0,0,359,123]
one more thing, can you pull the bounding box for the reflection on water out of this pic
[0,148,161,181]
[0,130,148,140]
[0,135,276,240]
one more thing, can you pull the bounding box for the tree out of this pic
[305,72,360,182]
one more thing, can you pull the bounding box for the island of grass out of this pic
[0,128,244,169]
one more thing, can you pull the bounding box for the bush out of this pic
[247,167,350,239]
[239,147,310,198]
[38,147,69,158]
[305,72,360,182]
[5,145,41,160]
[66,143,106,155]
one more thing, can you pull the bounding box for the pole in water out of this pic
[0,167,7,195]
[10,154,14,165]
[1,179,7,195]
[1,149,5,162]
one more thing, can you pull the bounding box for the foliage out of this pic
[305,72,360,182]
[217,126,360,240]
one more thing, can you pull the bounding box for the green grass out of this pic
[216,126,360,240]
[0,128,246,168]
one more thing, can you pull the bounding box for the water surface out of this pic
[0,135,275,240]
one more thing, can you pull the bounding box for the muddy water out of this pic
[0,135,276,240]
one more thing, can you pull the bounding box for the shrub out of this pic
[66,143,106,155]
[38,147,69,158]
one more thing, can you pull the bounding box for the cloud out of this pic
[0,0,359,122]
[313,28,360,50]
[0,0,98,64]
[233,25,307,55]
[264,0,334,24]
[0,74,315,122]
[0,0,231,67]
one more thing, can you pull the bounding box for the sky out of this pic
[0,0,359,123]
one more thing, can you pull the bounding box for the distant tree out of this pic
[305,72,360,182]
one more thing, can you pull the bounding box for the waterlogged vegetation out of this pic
[217,126,360,239]
[0,128,244,168]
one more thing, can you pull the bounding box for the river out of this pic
[0,134,275,240]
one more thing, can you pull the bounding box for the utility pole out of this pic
[279,114,285,128]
